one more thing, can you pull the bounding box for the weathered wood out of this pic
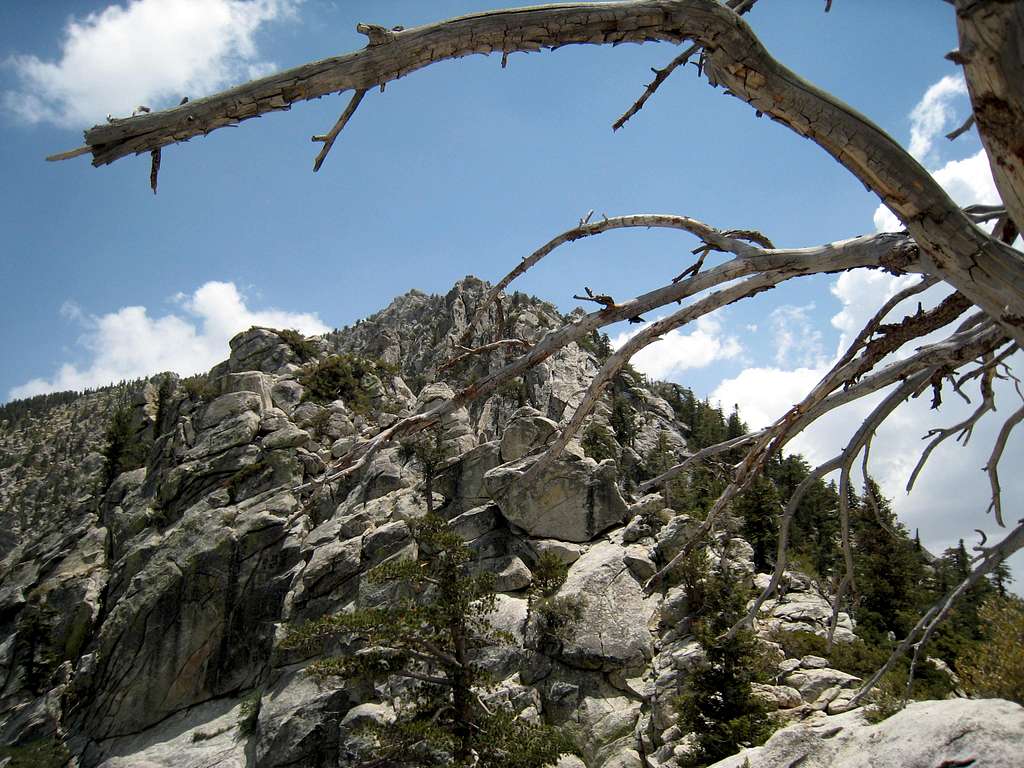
[63,0,1024,348]
[296,230,927,491]
[955,0,1024,234]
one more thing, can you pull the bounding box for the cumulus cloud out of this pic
[908,74,968,161]
[769,304,825,368]
[873,72,1001,233]
[9,281,328,399]
[3,0,298,127]
[611,313,742,382]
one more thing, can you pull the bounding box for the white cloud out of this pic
[829,269,928,350]
[3,0,298,127]
[769,304,825,368]
[611,313,742,382]
[908,74,968,161]
[9,281,327,399]
[874,148,1000,233]
[711,272,1024,581]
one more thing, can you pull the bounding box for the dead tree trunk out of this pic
[954,0,1024,234]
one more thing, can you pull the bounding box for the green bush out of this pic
[181,374,215,401]
[958,594,1024,704]
[581,423,618,463]
[237,689,262,736]
[0,738,71,768]
[275,328,318,362]
[299,354,395,412]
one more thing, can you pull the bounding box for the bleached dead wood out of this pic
[54,0,1024,347]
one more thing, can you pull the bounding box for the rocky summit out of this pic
[0,277,1020,767]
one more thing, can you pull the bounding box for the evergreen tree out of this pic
[928,539,996,663]
[676,557,770,767]
[283,514,574,767]
[850,480,926,641]
[732,476,779,572]
[399,427,446,515]
[609,395,637,447]
[101,404,147,491]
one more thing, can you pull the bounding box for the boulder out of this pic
[199,391,263,429]
[712,698,1024,768]
[261,423,311,450]
[484,455,627,543]
[228,328,303,374]
[215,371,274,412]
[476,555,532,592]
[556,540,657,670]
[500,407,558,462]
[783,667,861,702]
[528,538,585,565]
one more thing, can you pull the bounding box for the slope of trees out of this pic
[52,0,1024,703]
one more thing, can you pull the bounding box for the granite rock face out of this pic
[711,698,1024,768]
[484,455,628,543]
[0,278,1010,768]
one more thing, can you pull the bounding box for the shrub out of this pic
[957,594,1024,704]
[581,423,618,463]
[181,374,215,401]
[237,689,262,736]
[0,738,71,768]
[299,354,394,412]
[275,328,318,362]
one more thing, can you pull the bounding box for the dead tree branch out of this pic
[437,339,530,374]
[612,0,760,131]
[459,213,764,346]
[312,88,367,172]
[54,0,1024,346]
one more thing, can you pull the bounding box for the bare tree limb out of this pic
[437,338,530,374]
[297,229,924,495]
[57,0,1024,346]
[612,0,759,131]
[458,213,764,346]
[906,360,996,493]
[985,399,1024,528]
[312,88,368,172]
[945,113,975,142]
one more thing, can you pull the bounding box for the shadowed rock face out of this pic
[0,278,1015,768]
[484,454,628,543]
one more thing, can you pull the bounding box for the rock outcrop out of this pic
[0,278,1016,767]
[713,698,1024,768]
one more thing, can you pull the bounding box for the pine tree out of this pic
[283,514,574,767]
[100,404,147,491]
[676,557,770,767]
[850,480,926,641]
[732,476,779,572]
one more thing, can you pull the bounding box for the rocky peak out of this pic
[0,280,1018,768]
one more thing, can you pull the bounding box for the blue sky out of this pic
[2,0,1020,577]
